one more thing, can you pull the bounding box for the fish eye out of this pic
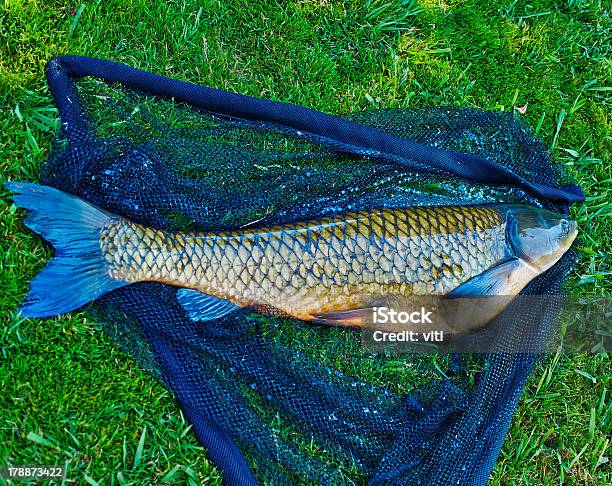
[560,219,570,235]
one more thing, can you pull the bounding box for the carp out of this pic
[6,182,577,331]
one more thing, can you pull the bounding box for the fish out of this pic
[5,182,577,332]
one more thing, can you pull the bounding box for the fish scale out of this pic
[99,205,507,321]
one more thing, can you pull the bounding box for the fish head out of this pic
[506,206,578,272]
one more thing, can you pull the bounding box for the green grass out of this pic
[1,0,610,484]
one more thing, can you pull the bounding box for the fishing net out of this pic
[39,56,583,484]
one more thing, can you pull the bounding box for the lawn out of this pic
[1,0,610,484]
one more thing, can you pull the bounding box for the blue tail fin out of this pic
[5,182,127,318]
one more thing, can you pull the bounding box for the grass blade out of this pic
[133,425,147,469]
[69,5,85,36]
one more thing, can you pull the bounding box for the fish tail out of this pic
[5,182,127,318]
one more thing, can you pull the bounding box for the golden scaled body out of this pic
[99,206,508,322]
[6,182,577,323]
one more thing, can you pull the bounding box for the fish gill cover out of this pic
[38,56,582,485]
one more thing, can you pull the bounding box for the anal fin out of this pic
[311,308,374,327]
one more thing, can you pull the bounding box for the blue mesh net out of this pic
[37,56,582,485]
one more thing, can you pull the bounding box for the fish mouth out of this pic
[570,220,578,241]
[564,220,579,250]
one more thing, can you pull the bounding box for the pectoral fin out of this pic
[177,289,240,322]
[447,258,535,297]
